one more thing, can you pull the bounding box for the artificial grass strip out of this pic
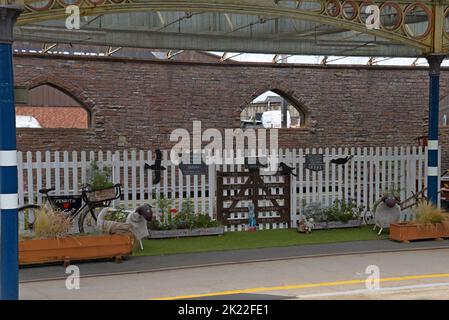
[134,226,388,257]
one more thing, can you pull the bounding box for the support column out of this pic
[0,5,21,300]
[425,55,445,205]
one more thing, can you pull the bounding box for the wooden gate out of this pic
[217,170,291,229]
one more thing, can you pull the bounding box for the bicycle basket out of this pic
[86,186,117,203]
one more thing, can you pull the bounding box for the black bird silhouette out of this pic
[330,155,354,165]
[279,162,297,176]
[144,149,166,184]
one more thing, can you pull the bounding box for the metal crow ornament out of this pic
[330,155,354,165]
[144,149,166,185]
[278,162,297,176]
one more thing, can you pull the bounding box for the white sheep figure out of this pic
[97,204,153,250]
[373,200,401,235]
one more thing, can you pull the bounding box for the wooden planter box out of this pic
[389,222,449,243]
[311,219,362,230]
[86,187,116,202]
[148,227,224,239]
[19,234,134,266]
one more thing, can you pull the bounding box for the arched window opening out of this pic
[240,90,306,129]
[443,114,448,127]
[16,84,91,129]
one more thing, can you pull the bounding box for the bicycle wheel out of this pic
[18,204,42,229]
[78,207,99,233]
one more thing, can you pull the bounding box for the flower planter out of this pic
[86,186,117,202]
[310,219,362,230]
[148,227,224,239]
[19,234,134,266]
[389,222,449,243]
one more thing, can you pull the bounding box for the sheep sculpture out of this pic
[373,196,401,235]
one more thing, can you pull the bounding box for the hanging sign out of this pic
[305,154,325,172]
[179,154,207,175]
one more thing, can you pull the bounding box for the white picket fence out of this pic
[17,146,434,232]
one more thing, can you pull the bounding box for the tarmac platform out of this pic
[20,239,449,283]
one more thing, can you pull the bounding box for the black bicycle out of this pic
[18,184,122,233]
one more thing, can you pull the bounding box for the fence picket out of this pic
[123,150,129,208]
[72,151,78,196]
[17,152,24,231]
[363,147,368,208]
[63,151,69,195]
[36,151,42,204]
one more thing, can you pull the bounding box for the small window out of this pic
[240,90,306,129]
[443,114,447,126]
[16,84,91,129]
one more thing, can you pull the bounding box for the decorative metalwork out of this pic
[12,0,449,55]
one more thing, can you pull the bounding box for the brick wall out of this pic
[13,53,449,170]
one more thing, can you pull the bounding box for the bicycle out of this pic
[18,184,122,233]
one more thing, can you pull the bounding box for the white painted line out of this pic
[0,193,18,210]
[428,140,439,150]
[0,150,17,166]
[428,166,439,176]
[296,282,449,299]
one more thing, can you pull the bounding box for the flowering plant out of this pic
[149,198,220,230]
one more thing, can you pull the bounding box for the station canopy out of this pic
[13,0,447,58]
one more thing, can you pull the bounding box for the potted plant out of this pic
[148,198,223,239]
[19,206,134,266]
[86,160,116,202]
[389,202,449,243]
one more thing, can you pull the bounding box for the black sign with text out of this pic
[179,154,208,175]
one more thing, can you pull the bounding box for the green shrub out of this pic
[326,199,364,222]
[301,202,329,222]
[150,198,220,230]
[301,199,364,223]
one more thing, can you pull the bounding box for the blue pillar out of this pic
[425,55,446,205]
[0,6,21,300]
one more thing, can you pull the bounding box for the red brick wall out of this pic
[13,53,449,169]
[16,106,89,128]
